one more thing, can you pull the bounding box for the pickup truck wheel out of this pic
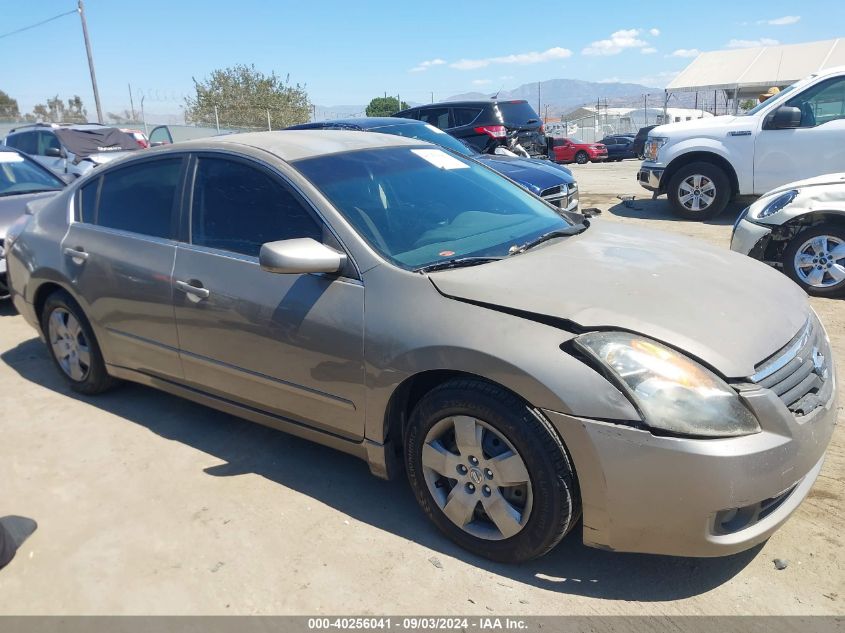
[783,225,845,297]
[575,151,588,164]
[667,162,730,220]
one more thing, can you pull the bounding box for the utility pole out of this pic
[643,94,648,125]
[141,96,147,135]
[77,1,103,124]
[128,83,136,121]
[537,82,541,116]
[431,91,434,104]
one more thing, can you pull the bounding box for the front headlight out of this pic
[751,189,798,220]
[574,331,760,438]
[644,136,667,161]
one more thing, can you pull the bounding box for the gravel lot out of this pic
[0,159,842,615]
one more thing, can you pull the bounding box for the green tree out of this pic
[739,99,757,112]
[29,95,88,123]
[365,96,409,117]
[0,90,21,120]
[184,64,311,129]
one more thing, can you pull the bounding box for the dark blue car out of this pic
[287,118,579,213]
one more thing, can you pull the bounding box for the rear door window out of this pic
[6,131,38,155]
[96,158,183,238]
[451,107,482,127]
[418,107,451,130]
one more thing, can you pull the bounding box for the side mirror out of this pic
[259,238,347,275]
[45,147,65,158]
[768,106,802,129]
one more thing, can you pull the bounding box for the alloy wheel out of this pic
[794,235,845,288]
[48,308,91,381]
[677,174,716,212]
[421,415,533,540]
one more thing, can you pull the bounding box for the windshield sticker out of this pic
[411,148,468,170]
[0,153,25,163]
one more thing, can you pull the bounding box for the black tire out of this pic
[405,378,580,563]
[667,161,730,220]
[575,151,588,165]
[783,224,845,297]
[40,290,117,395]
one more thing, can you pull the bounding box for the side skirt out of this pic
[107,364,392,479]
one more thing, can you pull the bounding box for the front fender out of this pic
[662,137,751,193]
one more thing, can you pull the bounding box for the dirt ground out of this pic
[0,159,842,615]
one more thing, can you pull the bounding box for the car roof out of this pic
[150,129,426,162]
[289,117,421,131]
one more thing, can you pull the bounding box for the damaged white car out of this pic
[731,173,845,297]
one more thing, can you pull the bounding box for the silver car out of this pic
[5,131,837,563]
[731,173,845,297]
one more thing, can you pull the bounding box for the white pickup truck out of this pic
[637,65,845,219]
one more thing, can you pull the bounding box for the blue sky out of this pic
[2,0,844,116]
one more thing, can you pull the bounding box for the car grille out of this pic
[750,314,831,416]
[541,185,568,208]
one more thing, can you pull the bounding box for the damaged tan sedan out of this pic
[4,131,837,562]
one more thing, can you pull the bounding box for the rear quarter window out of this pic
[495,102,541,126]
[452,107,482,127]
[78,177,100,222]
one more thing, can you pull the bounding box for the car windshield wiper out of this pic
[0,188,62,198]
[509,222,589,256]
[415,256,502,273]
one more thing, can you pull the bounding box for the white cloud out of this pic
[582,29,649,56]
[762,15,800,25]
[649,28,660,36]
[499,75,515,80]
[670,48,700,57]
[471,79,492,86]
[641,47,657,54]
[726,38,779,48]
[409,58,446,72]
[450,46,572,70]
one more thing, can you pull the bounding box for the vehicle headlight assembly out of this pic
[574,332,760,438]
[753,189,798,220]
[644,136,667,161]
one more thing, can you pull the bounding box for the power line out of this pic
[0,8,77,41]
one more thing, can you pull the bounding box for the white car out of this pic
[638,66,845,220]
[731,173,845,296]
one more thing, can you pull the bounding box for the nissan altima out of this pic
[4,131,837,563]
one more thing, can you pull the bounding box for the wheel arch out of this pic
[762,210,845,263]
[661,151,739,197]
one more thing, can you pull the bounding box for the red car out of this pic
[551,137,607,164]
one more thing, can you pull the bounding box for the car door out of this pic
[554,139,573,162]
[149,125,173,146]
[754,76,845,193]
[172,153,366,440]
[61,155,186,379]
[602,138,618,158]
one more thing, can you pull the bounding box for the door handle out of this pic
[63,247,89,262]
[175,280,210,300]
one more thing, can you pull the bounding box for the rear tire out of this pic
[575,151,588,165]
[783,224,845,297]
[667,161,730,220]
[41,290,117,395]
[405,378,580,563]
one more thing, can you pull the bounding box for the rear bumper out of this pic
[544,364,837,557]
[637,165,664,192]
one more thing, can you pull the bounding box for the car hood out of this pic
[476,155,574,193]
[650,115,750,139]
[0,190,60,238]
[429,221,808,378]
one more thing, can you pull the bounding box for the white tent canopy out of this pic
[666,38,845,95]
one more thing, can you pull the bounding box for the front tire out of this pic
[575,151,588,165]
[41,290,117,394]
[783,225,845,297]
[405,378,580,563]
[667,161,730,220]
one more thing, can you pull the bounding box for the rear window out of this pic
[495,102,541,126]
[452,107,482,127]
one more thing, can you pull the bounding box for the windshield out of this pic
[743,82,799,115]
[373,123,475,157]
[294,147,570,270]
[0,152,64,197]
[568,137,584,144]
